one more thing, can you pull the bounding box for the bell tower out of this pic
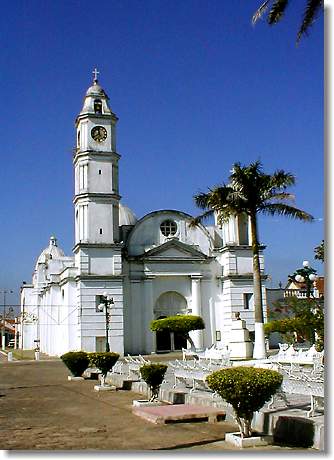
[74,69,120,247]
[73,70,124,355]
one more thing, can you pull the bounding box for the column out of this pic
[190,276,203,349]
[143,275,155,354]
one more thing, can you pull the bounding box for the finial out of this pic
[92,67,100,83]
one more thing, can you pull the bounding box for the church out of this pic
[19,73,267,357]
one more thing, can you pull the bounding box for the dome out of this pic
[35,236,65,267]
[85,81,107,97]
[119,203,137,226]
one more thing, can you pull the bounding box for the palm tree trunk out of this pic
[250,213,267,359]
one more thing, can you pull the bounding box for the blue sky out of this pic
[0,0,324,309]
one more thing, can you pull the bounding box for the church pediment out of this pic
[138,239,209,260]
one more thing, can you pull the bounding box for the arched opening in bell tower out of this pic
[94,99,102,114]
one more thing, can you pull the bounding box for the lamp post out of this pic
[293,260,317,299]
[98,292,114,352]
[1,289,13,350]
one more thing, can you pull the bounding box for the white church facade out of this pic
[19,74,267,357]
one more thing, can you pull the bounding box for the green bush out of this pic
[150,315,204,334]
[60,351,90,377]
[206,366,283,438]
[89,352,119,377]
[140,363,168,401]
[265,297,324,351]
[150,315,205,350]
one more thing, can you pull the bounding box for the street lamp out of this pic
[1,289,14,350]
[97,292,114,352]
[293,260,317,299]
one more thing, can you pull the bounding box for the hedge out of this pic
[206,366,283,437]
[60,351,90,377]
[89,352,119,377]
[139,363,168,401]
[150,315,205,334]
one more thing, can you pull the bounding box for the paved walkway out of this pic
[0,360,311,451]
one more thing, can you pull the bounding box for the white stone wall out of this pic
[77,278,124,355]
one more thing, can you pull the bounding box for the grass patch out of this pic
[11,349,36,360]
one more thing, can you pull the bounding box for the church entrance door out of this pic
[155,316,171,352]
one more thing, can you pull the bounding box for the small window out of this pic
[99,169,102,175]
[77,131,80,147]
[215,330,221,342]
[243,293,253,310]
[160,220,177,237]
[99,228,103,235]
[94,99,102,114]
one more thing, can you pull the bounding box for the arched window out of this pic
[77,131,80,148]
[154,291,187,316]
[94,99,102,114]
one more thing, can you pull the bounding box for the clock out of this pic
[91,126,107,143]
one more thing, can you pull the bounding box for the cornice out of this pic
[219,273,269,281]
[73,242,123,252]
[73,150,121,162]
[75,113,118,124]
[75,274,124,281]
[217,244,266,253]
[73,192,121,204]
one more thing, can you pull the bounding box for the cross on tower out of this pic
[92,67,100,82]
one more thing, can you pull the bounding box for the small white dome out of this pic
[86,81,106,97]
[35,236,65,267]
[119,203,137,226]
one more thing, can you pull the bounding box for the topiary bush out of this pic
[206,366,283,438]
[150,315,205,350]
[60,351,90,377]
[139,363,168,401]
[89,352,119,385]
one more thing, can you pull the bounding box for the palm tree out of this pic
[252,0,324,44]
[191,161,313,359]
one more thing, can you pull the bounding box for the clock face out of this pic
[91,126,107,143]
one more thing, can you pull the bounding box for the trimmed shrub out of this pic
[206,366,283,438]
[139,363,168,401]
[150,315,205,350]
[60,351,90,377]
[89,352,119,378]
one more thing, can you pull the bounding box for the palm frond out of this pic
[268,0,289,25]
[252,0,271,25]
[189,210,214,228]
[193,191,212,210]
[270,169,296,189]
[297,0,323,43]
[265,192,295,202]
[261,203,314,221]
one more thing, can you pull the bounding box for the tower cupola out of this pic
[78,68,116,118]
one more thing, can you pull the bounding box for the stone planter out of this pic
[68,376,84,381]
[225,432,270,448]
[94,384,116,392]
[94,375,116,391]
[132,400,162,407]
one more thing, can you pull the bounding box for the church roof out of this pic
[35,236,65,267]
[119,203,137,226]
